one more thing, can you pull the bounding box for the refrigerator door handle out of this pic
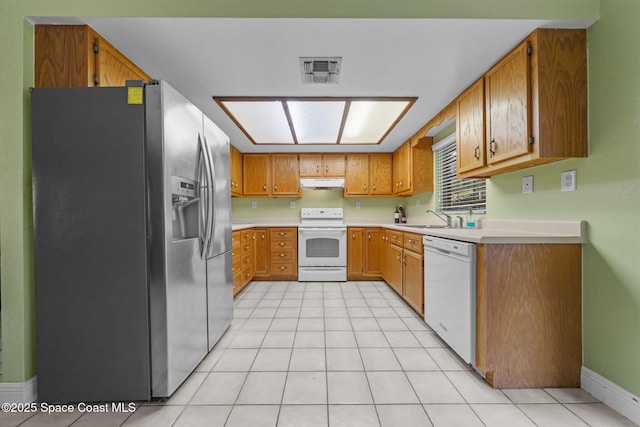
[203,136,216,258]
[201,134,215,259]
[198,134,211,259]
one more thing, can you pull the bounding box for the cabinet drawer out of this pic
[232,231,241,247]
[404,233,423,254]
[270,228,297,240]
[270,250,295,262]
[389,231,404,247]
[241,230,254,243]
[270,262,296,276]
[232,256,242,274]
[271,239,296,250]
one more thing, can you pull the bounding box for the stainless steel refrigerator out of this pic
[31,80,233,403]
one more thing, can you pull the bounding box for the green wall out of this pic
[9,0,640,401]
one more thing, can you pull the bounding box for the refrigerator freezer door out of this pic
[31,87,151,403]
[146,81,208,397]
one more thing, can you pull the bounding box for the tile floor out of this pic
[2,281,637,427]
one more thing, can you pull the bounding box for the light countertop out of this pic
[232,218,585,244]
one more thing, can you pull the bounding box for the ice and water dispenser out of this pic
[171,175,199,240]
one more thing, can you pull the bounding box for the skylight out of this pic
[214,97,417,145]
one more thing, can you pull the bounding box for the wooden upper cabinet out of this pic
[344,153,393,197]
[299,154,345,177]
[243,154,271,196]
[345,154,369,195]
[369,153,393,195]
[299,154,323,177]
[230,144,243,197]
[271,154,300,196]
[456,28,588,178]
[392,137,433,196]
[485,40,532,165]
[322,154,346,177]
[35,25,151,88]
[94,33,151,87]
[457,78,487,174]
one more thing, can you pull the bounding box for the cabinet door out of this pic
[369,153,393,195]
[393,142,411,194]
[94,34,151,87]
[388,244,404,295]
[381,231,390,282]
[272,154,300,196]
[347,228,365,278]
[365,228,384,275]
[323,154,346,177]
[299,154,322,177]
[403,249,424,315]
[485,41,532,165]
[345,154,369,195]
[35,25,93,87]
[457,78,487,173]
[254,228,269,277]
[243,154,270,196]
[230,144,243,197]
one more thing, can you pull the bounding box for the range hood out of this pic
[300,178,345,190]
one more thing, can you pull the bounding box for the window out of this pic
[433,133,486,214]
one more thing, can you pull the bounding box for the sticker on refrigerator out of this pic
[127,87,143,105]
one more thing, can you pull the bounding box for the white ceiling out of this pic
[29,17,592,153]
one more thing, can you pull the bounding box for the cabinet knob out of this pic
[363,184,367,191]
[279,253,286,257]
[352,233,355,239]
[372,184,376,191]
[262,234,265,240]
[368,233,371,240]
[274,184,278,192]
[279,266,286,270]
[263,184,267,191]
[279,242,286,246]
[279,232,286,236]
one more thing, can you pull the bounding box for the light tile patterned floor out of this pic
[2,281,637,427]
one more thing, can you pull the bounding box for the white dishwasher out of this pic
[423,235,476,365]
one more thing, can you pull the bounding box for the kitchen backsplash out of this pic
[231,189,436,220]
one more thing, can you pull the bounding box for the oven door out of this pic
[298,227,347,267]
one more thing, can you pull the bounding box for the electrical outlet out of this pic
[251,201,257,209]
[415,199,421,206]
[522,175,534,194]
[355,201,361,209]
[290,201,296,209]
[561,170,577,192]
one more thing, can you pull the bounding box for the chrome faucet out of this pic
[425,209,452,227]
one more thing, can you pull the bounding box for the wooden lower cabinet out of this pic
[402,247,424,315]
[240,229,255,291]
[253,228,269,278]
[475,243,582,388]
[387,243,403,295]
[347,227,383,280]
[231,231,242,296]
[269,227,298,280]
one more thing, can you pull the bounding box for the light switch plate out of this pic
[290,201,296,209]
[415,199,421,206]
[522,175,534,193]
[561,170,577,191]
[355,201,361,209]
[251,201,257,209]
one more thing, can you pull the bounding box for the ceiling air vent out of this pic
[300,57,342,84]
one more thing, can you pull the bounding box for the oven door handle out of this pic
[298,228,347,232]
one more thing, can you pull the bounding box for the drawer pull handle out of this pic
[279,253,286,257]
[279,232,286,236]
[279,266,286,270]
[279,242,286,246]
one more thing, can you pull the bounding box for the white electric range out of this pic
[297,208,347,282]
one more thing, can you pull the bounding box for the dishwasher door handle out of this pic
[424,247,472,263]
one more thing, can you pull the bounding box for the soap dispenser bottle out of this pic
[466,208,476,229]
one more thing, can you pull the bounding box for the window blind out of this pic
[434,135,486,214]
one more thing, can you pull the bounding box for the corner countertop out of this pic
[232,218,585,244]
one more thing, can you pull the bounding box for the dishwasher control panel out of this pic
[423,236,473,257]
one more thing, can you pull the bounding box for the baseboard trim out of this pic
[0,376,37,403]
[581,367,640,425]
